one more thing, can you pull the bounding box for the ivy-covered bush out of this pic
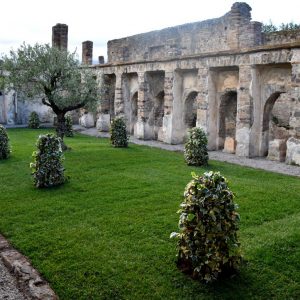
[65,114,74,137]
[184,127,208,166]
[110,117,128,147]
[0,125,10,159]
[28,111,40,129]
[30,133,66,188]
[170,171,242,282]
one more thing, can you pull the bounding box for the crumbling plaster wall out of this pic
[0,90,54,125]
[107,2,261,63]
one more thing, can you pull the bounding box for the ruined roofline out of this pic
[108,2,253,44]
[107,2,262,63]
[93,40,300,69]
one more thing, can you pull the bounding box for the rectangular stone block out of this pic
[267,139,287,162]
[223,137,236,154]
[286,137,300,165]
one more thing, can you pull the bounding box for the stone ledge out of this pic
[0,234,57,300]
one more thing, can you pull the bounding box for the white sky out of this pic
[1,0,299,62]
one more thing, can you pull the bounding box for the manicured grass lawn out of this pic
[0,128,299,299]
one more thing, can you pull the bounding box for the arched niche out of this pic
[184,91,198,128]
[218,90,237,150]
[130,91,138,134]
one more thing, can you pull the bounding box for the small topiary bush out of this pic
[184,127,208,166]
[28,111,40,129]
[110,117,128,147]
[0,125,10,159]
[30,133,66,188]
[171,171,242,282]
[65,114,74,137]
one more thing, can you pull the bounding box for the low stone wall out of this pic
[0,235,57,300]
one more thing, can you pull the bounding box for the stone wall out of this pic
[0,91,54,125]
[263,30,300,46]
[107,2,262,63]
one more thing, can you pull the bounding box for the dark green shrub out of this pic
[28,111,40,129]
[171,171,242,282]
[65,114,74,137]
[110,117,128,147]
[0,125,10,159]
[30,133,66,188]
[184,127,208,166]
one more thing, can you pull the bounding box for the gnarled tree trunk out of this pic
[56,112,68,150]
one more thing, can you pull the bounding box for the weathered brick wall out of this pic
[263,30,300,46]
[107,3,261,63]
[82,41,93,65]
[52,23,68,50]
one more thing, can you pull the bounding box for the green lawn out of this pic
[0,128,299,299]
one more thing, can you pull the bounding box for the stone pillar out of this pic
[135,72,152,139]
[52,23,68,50]
[98,56,104,64]
[196,67,209,133]
[236,65,253,157]
[287,48,300,165]
[290,49,300,138]
[161,71,175,144]
[82,41,93,65]
[114,73,123,118]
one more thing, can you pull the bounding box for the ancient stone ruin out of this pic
[1,2,300,165]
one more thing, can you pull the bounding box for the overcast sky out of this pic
[1,0,299,62]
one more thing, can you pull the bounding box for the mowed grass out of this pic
[0,128,299,299]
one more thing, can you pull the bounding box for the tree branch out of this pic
[63,102,85,113]
[41,98,51,107]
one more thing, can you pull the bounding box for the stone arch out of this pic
[261,91,285,158]
[218,90,237,150]
[130,91,138,134]
[184,90,198,128]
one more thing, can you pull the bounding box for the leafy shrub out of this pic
[28,111,40,129]
[30,133,66,188]
[65,114,74,137]
[0,125,10,159]
[171,171,242,282]
[184,127,208,166]
[262,21,300,33]
[110,117,128,147]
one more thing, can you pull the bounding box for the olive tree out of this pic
[0,43,98,148]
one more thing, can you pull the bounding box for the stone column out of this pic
[286,48,300,165]
[98,56,104,64]
[236,65,253,157]
[136,72,152,139]
[196,67,209,132]
[114,73,124,118]
[96,74,111,132]
[82,41,93,65]
[52,23,68,50]
[162,71,175,143]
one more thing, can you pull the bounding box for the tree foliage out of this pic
[171,171,242,282]
[262,21,300,33]
[110,117,128,148]
[184,127,208,166]
[28,111,40,129]
[30,133,66,188]
[0,125,10,159]
[0,43,98,143]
